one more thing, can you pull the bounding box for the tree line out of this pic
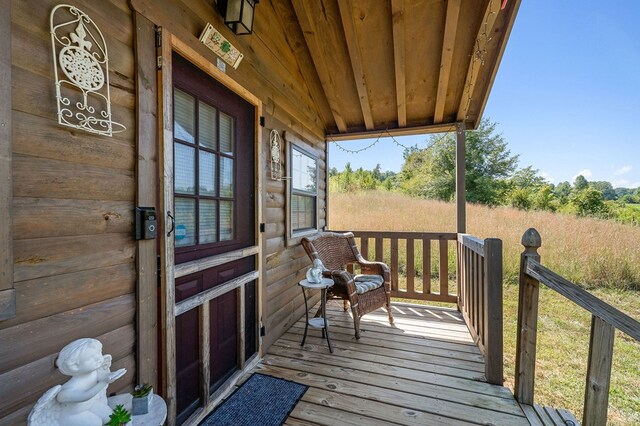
[329,120,640,225]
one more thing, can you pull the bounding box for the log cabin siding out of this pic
[0,0,137,423]
[1,0,328,423]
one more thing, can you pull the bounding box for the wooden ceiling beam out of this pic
[391,0,406,128]
[456,0,502,123]
[270,0,336,130]
[291,0,348,133]
[337,0,374,131]
[434,0,461,124]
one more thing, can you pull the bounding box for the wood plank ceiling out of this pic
[275,0,521,139]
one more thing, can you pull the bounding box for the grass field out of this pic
[329,190,640,425]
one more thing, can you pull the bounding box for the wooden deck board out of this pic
[520,403,581,426]
[244,302,536,425]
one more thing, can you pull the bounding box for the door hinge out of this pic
[259,223,265,233]
[259,116,265,127]
[156,27,162,70]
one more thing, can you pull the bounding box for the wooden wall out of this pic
[0,0,137,423]
[1,0,328,423]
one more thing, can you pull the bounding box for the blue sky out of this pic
[329,1,640,189]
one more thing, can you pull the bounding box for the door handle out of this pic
[167,211,175,237]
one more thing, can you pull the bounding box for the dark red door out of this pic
[171,53,256,423]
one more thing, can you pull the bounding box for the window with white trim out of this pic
[290,145,317,235]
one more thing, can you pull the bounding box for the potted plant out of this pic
[107,404,131,426]
[131,383,153,415]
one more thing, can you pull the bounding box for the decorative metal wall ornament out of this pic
[270,129,283,180]
[50,4,125,136]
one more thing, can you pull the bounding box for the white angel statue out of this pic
[306,258,325,283]
[28,338,126,426]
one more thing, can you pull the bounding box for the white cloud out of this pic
[612,179,629,187]
[631,182,640,189]
[540,171,555,183]
[573,169,592,179]
[614,165,633,176]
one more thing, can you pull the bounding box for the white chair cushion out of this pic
[353,274,384,294]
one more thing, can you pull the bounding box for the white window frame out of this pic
[285,136,318,246]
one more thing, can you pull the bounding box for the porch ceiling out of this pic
[273,0,521,140]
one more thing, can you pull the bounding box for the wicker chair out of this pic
[301,232,393,339]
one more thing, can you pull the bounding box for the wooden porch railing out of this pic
[343,230,504,385]
[457,234,504,385]
[515,228,640,426]
[348,231,458,303]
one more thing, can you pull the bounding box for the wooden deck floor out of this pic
[248,302,533,426]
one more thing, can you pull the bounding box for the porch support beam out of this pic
[456,122,466,233]
[327,122,455,142]
[337,0,374,130]
[391,0,407,127]
[434,0,461,124]
[291,0,348,132]
[456,0,501,123]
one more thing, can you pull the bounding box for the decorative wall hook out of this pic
[50,4,125,137]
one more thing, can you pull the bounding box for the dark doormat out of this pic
[199,373,308,426]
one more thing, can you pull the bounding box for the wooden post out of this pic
[484,238,503,385]
[133,11,159,390]
[0,0,15,321]
[583,315,615,426]
[514,228,541,404]
[455,122,466,233]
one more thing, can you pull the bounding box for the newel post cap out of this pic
[521,228,542,250]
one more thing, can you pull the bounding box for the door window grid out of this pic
[174,88,236,248]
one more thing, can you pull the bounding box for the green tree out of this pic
[509,188,532,210]
[533,184,556,211]
[574,175,589,191]
[554,181,572,201]
[590,181,617,200]
[399,119,518,205]
[570,187,607,217]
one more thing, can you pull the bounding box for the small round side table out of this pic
[298,278,334,353]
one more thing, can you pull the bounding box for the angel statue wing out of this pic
[28,385,63,426]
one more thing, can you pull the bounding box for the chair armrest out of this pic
[358,260,390,280]
[323,270,359,302]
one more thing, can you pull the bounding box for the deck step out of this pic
[520,403,580,426]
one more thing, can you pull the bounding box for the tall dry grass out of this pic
[329,190,640,290]
[329,190,640,424]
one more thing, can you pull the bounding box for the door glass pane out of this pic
[220,201,234,241]
[199,200,217,244]
[219,112,234,155]
[199,102,217,150]
[175,198,196,247]
[199,151,216,196]
[175,144,195,195]
[220,157,234,197]
[174,89,195,143]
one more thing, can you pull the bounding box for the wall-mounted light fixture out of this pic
[222,0,259,35]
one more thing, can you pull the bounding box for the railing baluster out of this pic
[406,238,415,295]
[515,229,542,405]
[375,237,383,262]
[361,237,369,261]
[423,238,431,294]
[583,315,615,426]
[391,238,399,293]
[439,239,449,297]
[484,238,503,385]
